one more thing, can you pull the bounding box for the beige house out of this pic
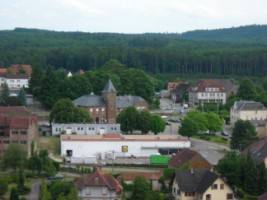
[172,169,235,200]
[230,101,267,125]
[75,168,123,200]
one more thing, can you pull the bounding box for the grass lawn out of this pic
[37,136,61,155]
[192,134,229,146]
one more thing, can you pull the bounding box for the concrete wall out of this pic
[61,138,190,159]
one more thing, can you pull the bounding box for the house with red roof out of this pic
[75,167,123,200]
[117,171,163,191]
[188,79,226,105]
[9,64,32,75]
[0,106,38,158]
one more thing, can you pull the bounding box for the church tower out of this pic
[102,79,117,124]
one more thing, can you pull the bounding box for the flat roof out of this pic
[61,134,187,142]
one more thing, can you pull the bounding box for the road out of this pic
[23,180,42,200]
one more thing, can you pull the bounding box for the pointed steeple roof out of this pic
[102,79,117,93]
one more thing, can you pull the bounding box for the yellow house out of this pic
[172,169,235,200]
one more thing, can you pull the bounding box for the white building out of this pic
[1,74,29,89]
[189,80,226,105]
[61,134,191,163]
[52,123,121,136]
[230,101,267,125]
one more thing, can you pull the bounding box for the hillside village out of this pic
[0,62,267,200]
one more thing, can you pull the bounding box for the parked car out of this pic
[221,131,229,137]
[48,173,64,180]
[165,121,171,126]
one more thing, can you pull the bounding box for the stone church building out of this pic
[73,79,148,124]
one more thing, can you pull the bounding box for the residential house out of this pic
[188,80,226,105]
[242,137,267,167]
[0,106,38,158]
[168,149,212,170]
[117,171,163,191]
[230,101,267,126]
[170,82,190,103]
[73,79,148,124]
[168,82,181,92]
[214,79,238,99]
[172,169,235,200]
[8,64,32,75]
[75,167,123,200]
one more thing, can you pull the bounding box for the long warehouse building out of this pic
[61,134,191,164]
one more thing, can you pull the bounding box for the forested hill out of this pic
[181,25,267,43]
[0,25,267,77]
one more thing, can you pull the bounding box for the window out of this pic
[3,140,9,144]
[20,131,27,135]
[173,187,176,194]
[211,184,218,189]
[56,128,58,132]
[85,188,91,195]
[20,141,27,144]
[227,193,233,200]
[102,187,107,195]
[220,184,224,189]
[206,194,211,200]
[185,192,194,196]
[12,131,18,134]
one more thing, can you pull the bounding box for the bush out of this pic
[17,185,31,195]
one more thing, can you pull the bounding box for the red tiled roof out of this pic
[75,168,123,191]
[168,82,180,89]
[189,80,225,92]
[0,115,37,129]
[0,106,32,116]
[0,68,7,74]
[117,172,163,182]
[9,64,32,75]
[168,149,212,170]
[259,192,267,200]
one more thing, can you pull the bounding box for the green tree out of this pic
[18,168,25,187]
[9,187,19,200]
[2,143,27,172]
[39,149,56,176]
[150,115,166,135]
[243,153,259,195]
[18,88,27,106]
[28,64,44,96]
[38,66,64,108]
[116,106,139,134]
[0,83,10,105]
[230,120,258,151]
[49,98,92,123]
[49,181,73,200]
[237,78,257,100]
[40,183,52,200]
[131,176,150,200]
[178,117,198,138]
[137,110,152,134]
[187,110,208,132]
[101,59,125,75]
[59,75,92,100]
[215,151,243,186]
[204,112,223,133]
[257,161,267,194]
[0,177,8,196]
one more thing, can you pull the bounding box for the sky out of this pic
[0,0,266,33]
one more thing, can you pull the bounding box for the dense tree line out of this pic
[0,26,267,77]
[215,152,267,197]
[29,60,156,108]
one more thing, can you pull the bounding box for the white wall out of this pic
[61,139,190,159]
[5,78,28,89]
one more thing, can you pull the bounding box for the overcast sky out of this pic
[0,0,266,33]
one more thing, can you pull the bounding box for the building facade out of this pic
[52,123,121,136]
[172,169,235,200]
[230,101,267,125]
[188,80,226,105]
[75,168,123,200]
[61,134,190,163]
[0,106,38,158]
[73,79,149,124]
